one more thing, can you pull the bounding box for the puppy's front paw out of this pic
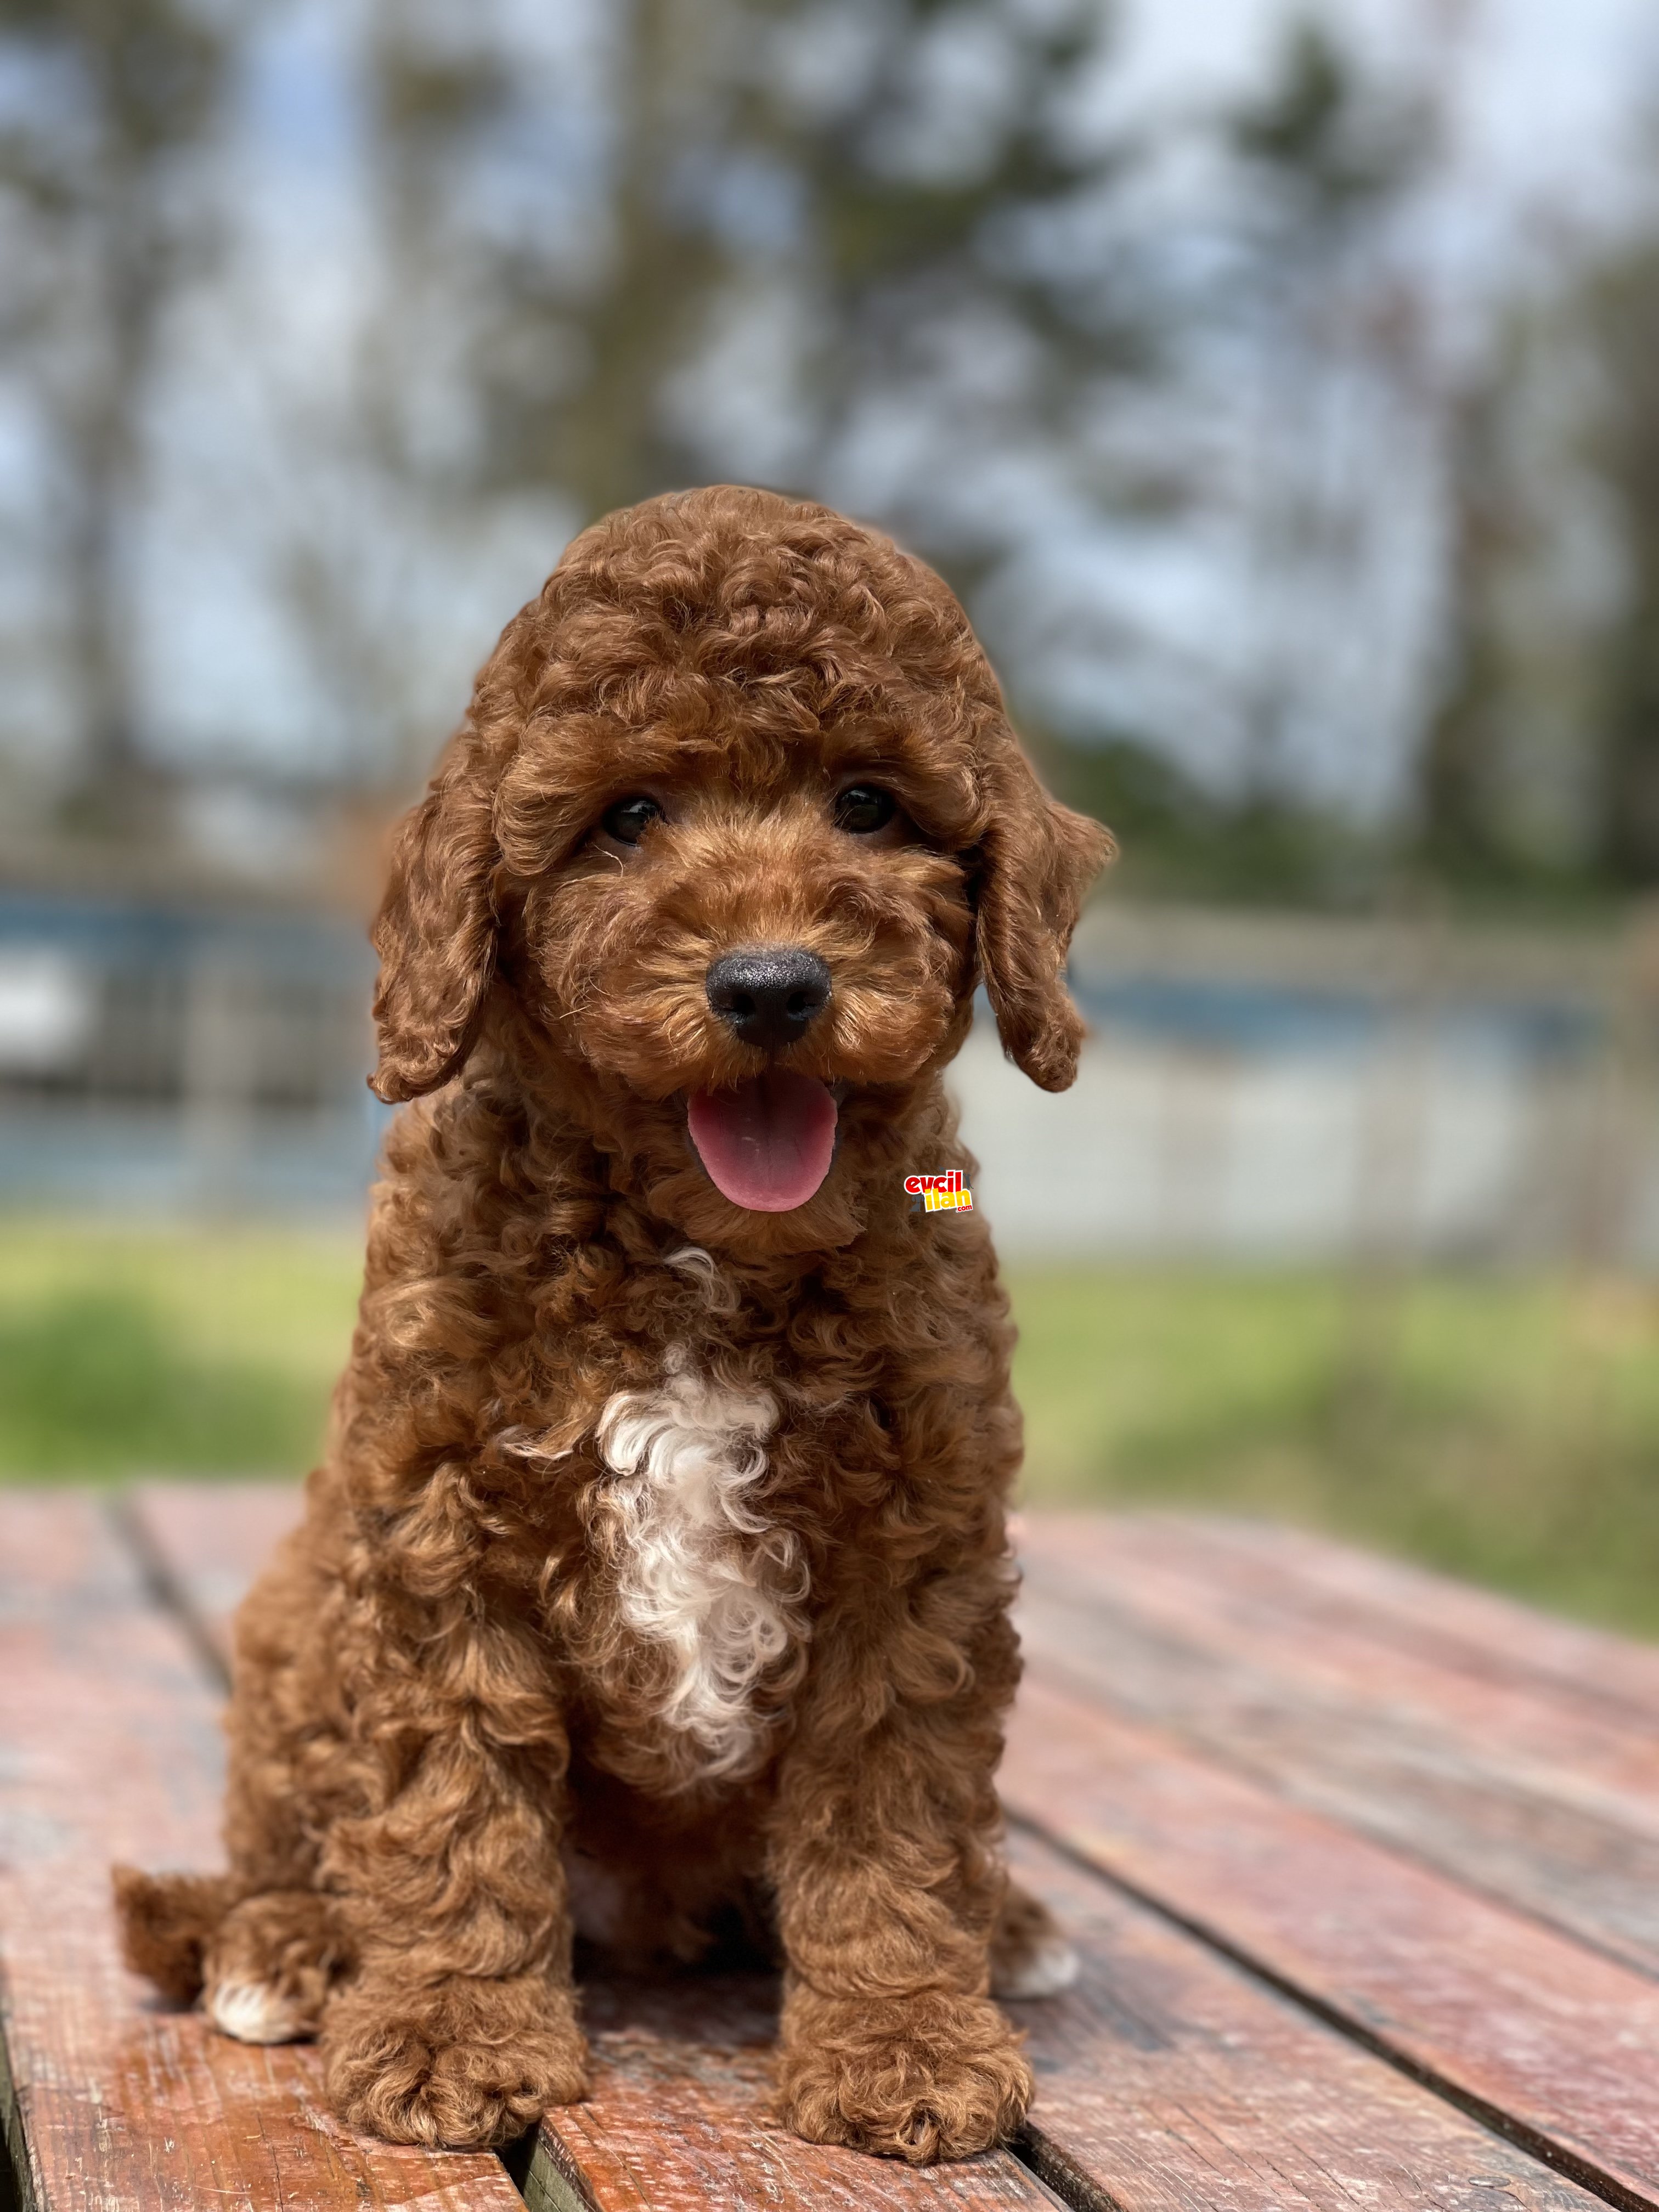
[323,1972,588,2148]
[777,1989,1032,2164]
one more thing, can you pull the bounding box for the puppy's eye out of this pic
[601,795,666,845]
[833,785,897,835]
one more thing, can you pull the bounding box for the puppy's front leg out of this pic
[318,1616,587,2149]
[770,1580,1032,2164]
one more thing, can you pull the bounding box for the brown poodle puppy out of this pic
[114,485,1111,2164]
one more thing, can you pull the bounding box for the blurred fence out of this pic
[964,904,1659,1266]
[4,885,1658,1265]
[0,889,381,1212]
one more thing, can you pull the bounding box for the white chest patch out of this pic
[595,1359,804,1781]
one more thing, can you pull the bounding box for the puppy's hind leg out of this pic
[989,1879,1079,2001]
[113,1866,244,2005]
[203,1889,349,2045]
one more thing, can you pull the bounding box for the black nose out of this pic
[706,948,832,1051]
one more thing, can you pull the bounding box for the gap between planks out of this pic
[114,1482,1656,2212]
[1015,1514,1659,1982]
[105,1487,234,1693]
[102,1488,1070,2212]
[1006,1804,1649,2212]
[1,1992,32,2212]
[1002,1668,1659,2212]
[0,1492,527,2212]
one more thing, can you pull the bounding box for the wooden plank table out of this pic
[4,1491,1659,2212]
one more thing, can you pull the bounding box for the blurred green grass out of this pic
[3,1218,1658,1635]
[1013,1268,1659,1635]
[0,1219,360,1480]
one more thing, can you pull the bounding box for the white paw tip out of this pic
[207,1978,310,2045]
[994,1935,1080,2000]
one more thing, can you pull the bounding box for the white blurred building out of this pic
[957,901,1658,1267]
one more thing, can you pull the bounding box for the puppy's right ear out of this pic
[369,727,502,1103]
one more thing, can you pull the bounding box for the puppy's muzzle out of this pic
[706,948,832,1053]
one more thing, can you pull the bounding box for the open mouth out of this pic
[687,1073,838,1212]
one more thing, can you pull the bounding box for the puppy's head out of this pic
[370,487,1111,1253]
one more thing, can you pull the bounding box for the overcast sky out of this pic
[1121,0,1659,275]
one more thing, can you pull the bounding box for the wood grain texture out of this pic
[1014,1514,1659,1973]
[122,1486,1659,2211]
[1006,1827,1607,2212]
[528,1978,1062,2210]
[522,1831,1613,2212]
[1136,1516,1659,1722]
[0,1492,521,2212]
[1003,1668,1659,2212]
[1020,1515,1659,1791]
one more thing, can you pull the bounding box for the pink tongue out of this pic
[688,1074,838,1212]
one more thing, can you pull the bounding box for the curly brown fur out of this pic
[112,1867,246,2005]
[114,486,1110,2160]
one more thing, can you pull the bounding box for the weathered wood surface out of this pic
[1022,1514,1659,1787]
[519,1856,1612,2212]
[1141,1515,1659,1721]
[522,1977,1061,2211]
[0,1492,522,2212]
[24,1487,1659,2211]
[119,1482,1659,2212]
[1001,1669,1659,2211]
[1015,1513,1659,1973]
[1003,1828,1606,2212]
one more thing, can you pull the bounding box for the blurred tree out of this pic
[1229,17,1430,211]
[265,0,742,780]
[340,1,1468,890]
[0,0,232,831]
[729,0,1147,582]
[1418,375,1511,879]
[1218,15,1443,812]
[360,0,730,525]
[1041,731,1388,907]
[1581,241,1659,883]
[1421,234,1659,893]
[343,0,1148,703]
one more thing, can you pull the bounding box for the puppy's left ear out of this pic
[369,725,503,1104]
[974,732,1115,1092]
